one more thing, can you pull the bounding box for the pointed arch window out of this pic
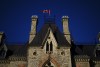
[46,41,53,54]
[46,42,49,52]
[50,42,53,51]
[43,60,54,67]
[42,58,54,67]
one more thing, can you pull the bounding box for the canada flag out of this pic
[43,9,51,15]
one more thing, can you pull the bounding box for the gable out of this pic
[41,28,58,54]
[29,23,70,47]
[42,27,58,48]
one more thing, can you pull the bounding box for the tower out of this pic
[27,15,72,67]
[0,32,7,58]
[62,16,71,44]
[29,15,38,43]
[95,32,100,57]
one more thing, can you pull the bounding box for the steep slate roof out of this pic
[7,45,27,56]
[0,43,27,61]
[71,41,96,57]
[29,23,70,47]
[5,44,27,58]
[82,45,96,56]
[84,45,95,56]
[73,45,97,58]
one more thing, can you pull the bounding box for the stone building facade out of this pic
[0,15,100,67]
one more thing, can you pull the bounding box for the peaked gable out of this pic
[29,23,70,47]
[41,27,58,48]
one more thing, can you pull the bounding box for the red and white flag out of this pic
[43,9,51,15]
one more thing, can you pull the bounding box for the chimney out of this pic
[62,16,71,44]
[29,15,38,43]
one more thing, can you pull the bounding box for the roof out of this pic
[72,44,96,57]
[6,44,27,58]
[92,57,100,61]
[71,41,97,57]
[29,23,70,47]
[0,43,27,61]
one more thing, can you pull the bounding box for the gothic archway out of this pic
[42,59,55,67]
[38,56,60,67]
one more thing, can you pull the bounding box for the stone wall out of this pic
[94,61,100,67]
[27,46,72,67]
[75,61,90,67]
[0,64,9,67]
[9,61,27,67]
[75,55,90,67]
[0,60,10,67]
[52,47,72,67]
[27,47,45,67]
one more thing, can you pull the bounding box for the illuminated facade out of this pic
[0,15,100,67]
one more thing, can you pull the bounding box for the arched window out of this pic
[42,59,54,67]
[46,41,53,54]
[50,42,53,51]
[46,42,49,52]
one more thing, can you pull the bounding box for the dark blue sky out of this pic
[0,0,100,45]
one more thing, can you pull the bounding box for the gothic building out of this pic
[0,15,100,67]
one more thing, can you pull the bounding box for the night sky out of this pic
[0,0,100,45]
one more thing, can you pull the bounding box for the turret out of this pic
[0,32,5,46]
[95,32,100,57]
[0,32,7,58]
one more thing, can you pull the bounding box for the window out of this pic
[46,41,53,54]
[43,61,54,67]
[43,60,54,67]
[46,42,49,52]
[50,42,53,51]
